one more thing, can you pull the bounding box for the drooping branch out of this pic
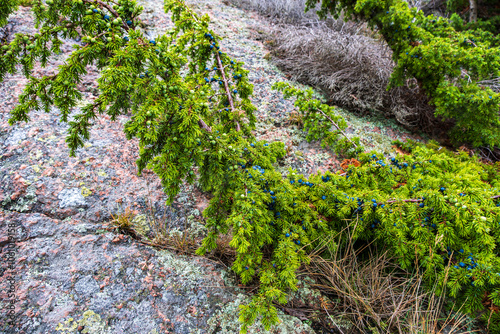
[215,52,240,132]
[87,0,120,18]
[478,77,500,93]
[315,106,358,148]
[386,198,423,204]
[198,118,212,132]
[81,0,131,31]
[163,0,238,133]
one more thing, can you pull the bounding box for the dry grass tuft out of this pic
[287,110,304,127]
[107,188,237,268]
[268,23,439,132]
[226,0,327,26]
[298,227,477,333]
[109,206,135,233]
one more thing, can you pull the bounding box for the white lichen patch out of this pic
[200,293,316,334]
[186,219,208,239]
[4,129,27,146]
[29,149,43,161]
[58,188,86,208]
[154,248,204,285]
[74,224,88,233]
[52,291,76,311]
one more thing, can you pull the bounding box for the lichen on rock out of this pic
[131,213,151,235]
[2,184,37,212]
[55,310,109,334]
[202,293,316,333]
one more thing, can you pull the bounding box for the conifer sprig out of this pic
[273,81,363,157]
[0,0,18,27]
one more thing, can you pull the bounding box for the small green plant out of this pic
[273,81,363,158]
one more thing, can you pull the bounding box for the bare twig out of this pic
[315,105,358,148]
[198,118,212,132]
[478,77,500,93]
[215,52,241,132]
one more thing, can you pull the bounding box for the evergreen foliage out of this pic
[2,0,500,332]
[273,82,363,158]
[450,12,500,37]
[0,0,17,27]
[304,0,500,149]
[446,0,500,34]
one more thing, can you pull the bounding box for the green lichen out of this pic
[55,310,109,334]
[219,268,243,292]
[359,132,394,154]
[287,275,323,303]
[132,214,151,235]
[2,185,37,212]
[288,276,353,330]
[185,218,208,239]
[154,248,204,285]
[81,186,92,197]
[97,169,107,177]
[38,134,57,142]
